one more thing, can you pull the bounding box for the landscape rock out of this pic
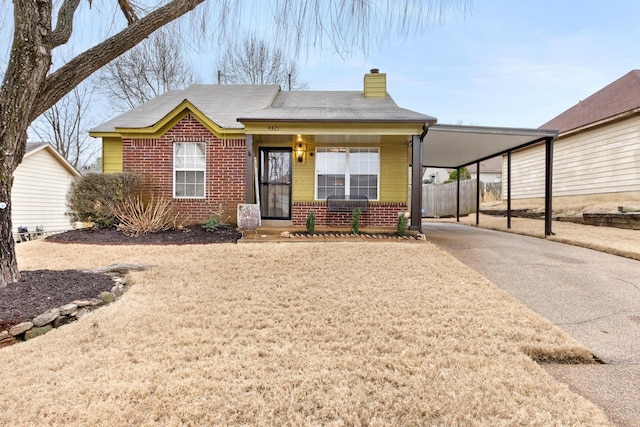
[416,233,426,241]
[89,263,147,275]
[32,309,60,327]
[53,316,72,328]
[0,336,18,348]
[100,291,115,304]
[24,325,52,340]
[9,322,33,336]
[74,308,90,319]
[59,303,78,316]
[280,231,291,238]
[111,284,124,298]
[0,330,9,340]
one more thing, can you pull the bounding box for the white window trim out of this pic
[314,147,380,201]
[173,142,206,199]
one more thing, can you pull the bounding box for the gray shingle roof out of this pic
[540,70,640,133]
[26,141,48,153]
[91,85,435,133]
[90,85,280,133]
[239,91,435,122]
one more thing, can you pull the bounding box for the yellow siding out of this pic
[380,143,409,202]
[102,137,123,173]
[364,73,387,98]
[291,139,409,203]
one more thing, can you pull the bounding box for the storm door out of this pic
[259,148,292,219]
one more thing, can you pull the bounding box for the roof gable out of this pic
[90,85,281,135]
[24,142,81,177]
[541,70,640,133]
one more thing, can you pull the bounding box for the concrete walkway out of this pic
[424,222,640,426]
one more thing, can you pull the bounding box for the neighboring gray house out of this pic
[506,70,640,213]
[12,142,81,241]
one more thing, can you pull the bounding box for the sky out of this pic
[4,0,640,137]
[188,0,640,129]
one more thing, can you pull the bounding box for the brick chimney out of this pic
[364,68,387,98]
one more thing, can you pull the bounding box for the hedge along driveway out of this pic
[1,240,611,426]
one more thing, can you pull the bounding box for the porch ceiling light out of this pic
[295,143,306,162]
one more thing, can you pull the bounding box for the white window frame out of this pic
[173,142,206,199]
[314,147,380,200]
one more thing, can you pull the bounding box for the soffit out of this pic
[423,124,558,168]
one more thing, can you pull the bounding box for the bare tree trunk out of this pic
[0,0,203,287]
[0,170,19,288]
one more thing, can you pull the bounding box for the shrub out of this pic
[202,212,229,232]
[111,195,185,237]
[397,211,408,236]
[351,207,361,235]
[305,210,316,234]
[67,173,141,228]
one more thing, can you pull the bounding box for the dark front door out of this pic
[259,148,292,219]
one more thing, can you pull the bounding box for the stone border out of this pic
[0,264,147,349]
[282,231,426,241]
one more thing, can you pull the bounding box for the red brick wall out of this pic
[122,114,246,225]
[292,202,408,228]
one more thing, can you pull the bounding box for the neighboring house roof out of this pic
[238,91,435,123]
[24,142,81,177]
[467,156,502,174]
[90,85,281,133]
[90,85,435,134]
[540,70,640,133]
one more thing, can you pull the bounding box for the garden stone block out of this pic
[24,325,53,340]
[100,291,115,304]
[0,336,18,348]
[32,309,60,327]
[9,322,33,336]
[59,303,78,316]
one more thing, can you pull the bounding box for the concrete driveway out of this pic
[424,222,640,427]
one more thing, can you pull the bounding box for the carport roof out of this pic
[422,124,559,168]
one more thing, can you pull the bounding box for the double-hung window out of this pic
[174,142,206,198]
[316,147,379,200]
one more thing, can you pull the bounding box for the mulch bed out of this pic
[1,225,242,331]
[45,224,242,245]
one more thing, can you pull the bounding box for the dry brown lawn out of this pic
[1,240,612,426]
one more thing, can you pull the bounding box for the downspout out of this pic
[410,124,430,232]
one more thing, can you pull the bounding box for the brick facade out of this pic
[292,202,408,228]
[122,114,246,225]
[122,113,407,228]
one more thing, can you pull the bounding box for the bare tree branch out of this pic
[97,28,199,110]
[33,0,204,121]
[50,0,82,48]
[30,83,98,169]
[216,34,309,90]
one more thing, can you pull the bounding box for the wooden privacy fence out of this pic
[421,181,503,217]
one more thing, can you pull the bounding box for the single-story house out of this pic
[90,69,558,233]
[12,142,81,241]
[506,69,640,212]
[91,70,437,229]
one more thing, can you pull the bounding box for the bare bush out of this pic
[111,195,186,237]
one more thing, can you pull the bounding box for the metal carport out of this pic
[410,124,559,235]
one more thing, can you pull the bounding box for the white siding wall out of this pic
[12,149,78,235]
[505,114,640,199]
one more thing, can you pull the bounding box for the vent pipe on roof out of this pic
[364,68,386,98]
